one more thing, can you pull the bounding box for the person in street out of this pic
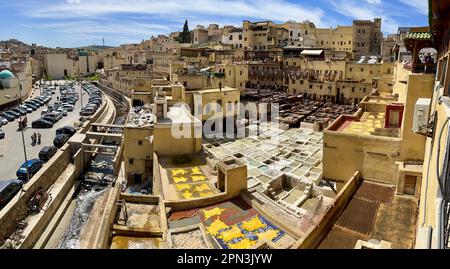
[31,133,36,146]
[37,133,41,145]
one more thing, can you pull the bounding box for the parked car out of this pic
[86,103,99,110]
[6,110,20,118]
[0,179,23,209]
[19,105,33,113]
[41,108,49,116]
[41,115,57,124]
[80,107,95,116]
[32,99,44,106]
[16,159,44,181]
[53,134,70,148]
[24,102,38,111]
[0,112,15,121]
[46,112,62,122]
[56,126,77,137]
[62,104,74,112]
[0,116,8,125]
[0,129,4,139]
[38,146,58,162]
[32,119,54,128]
[12,107,27,116]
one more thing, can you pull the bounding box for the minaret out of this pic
[180,20,191,44]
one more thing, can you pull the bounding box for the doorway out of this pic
[404,175,417,195]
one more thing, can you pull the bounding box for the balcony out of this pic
[403,29,436,74]
[403,61,436,74]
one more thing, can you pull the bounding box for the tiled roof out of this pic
[404,32,432,40]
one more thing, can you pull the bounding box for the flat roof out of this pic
[157,106,202,125]
[338,112,401,138]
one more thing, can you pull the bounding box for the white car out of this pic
[0,117,8,125]
[57,108,68,116]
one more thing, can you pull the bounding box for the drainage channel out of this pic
[49,90,129,249]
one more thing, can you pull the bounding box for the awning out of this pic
[300,50,323,56]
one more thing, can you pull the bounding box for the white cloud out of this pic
[397,0,428,15]
[326,0,400,34]
[18,0,324,24]
[66,0,82,4]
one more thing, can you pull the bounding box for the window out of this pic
[138,140,143,145]
[361,68,364,72]
[309,85,313,89]
[239,34,242,40]
[229,35,233,41]
[290,31,293,37]
[129,158,134,165]
[352,87,355,93]
[240,70,243,76]
[305,30,308,35]
[300,80,304,85]
[350,68,353,72]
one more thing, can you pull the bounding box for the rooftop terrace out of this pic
[336,112,401,138]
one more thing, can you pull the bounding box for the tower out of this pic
[180,20,191,44]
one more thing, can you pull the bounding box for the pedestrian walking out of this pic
[37,133,41,145]
[31,133,36,146]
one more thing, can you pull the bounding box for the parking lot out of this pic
[0,81,89,181]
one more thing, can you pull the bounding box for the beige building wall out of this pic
[78,54,100,76]
[45,53,77,79]
[123,127,154,179]
[417,97,449,248]
[184,87,240,122]
[315,27,353,52]
[194,29,209,45]
[153,126,202,156]
[324,129,402,184]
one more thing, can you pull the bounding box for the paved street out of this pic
[0,81,89,181]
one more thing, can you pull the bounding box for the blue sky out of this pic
[0,0,429,48]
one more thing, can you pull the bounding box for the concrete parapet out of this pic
[292,171,362,249]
